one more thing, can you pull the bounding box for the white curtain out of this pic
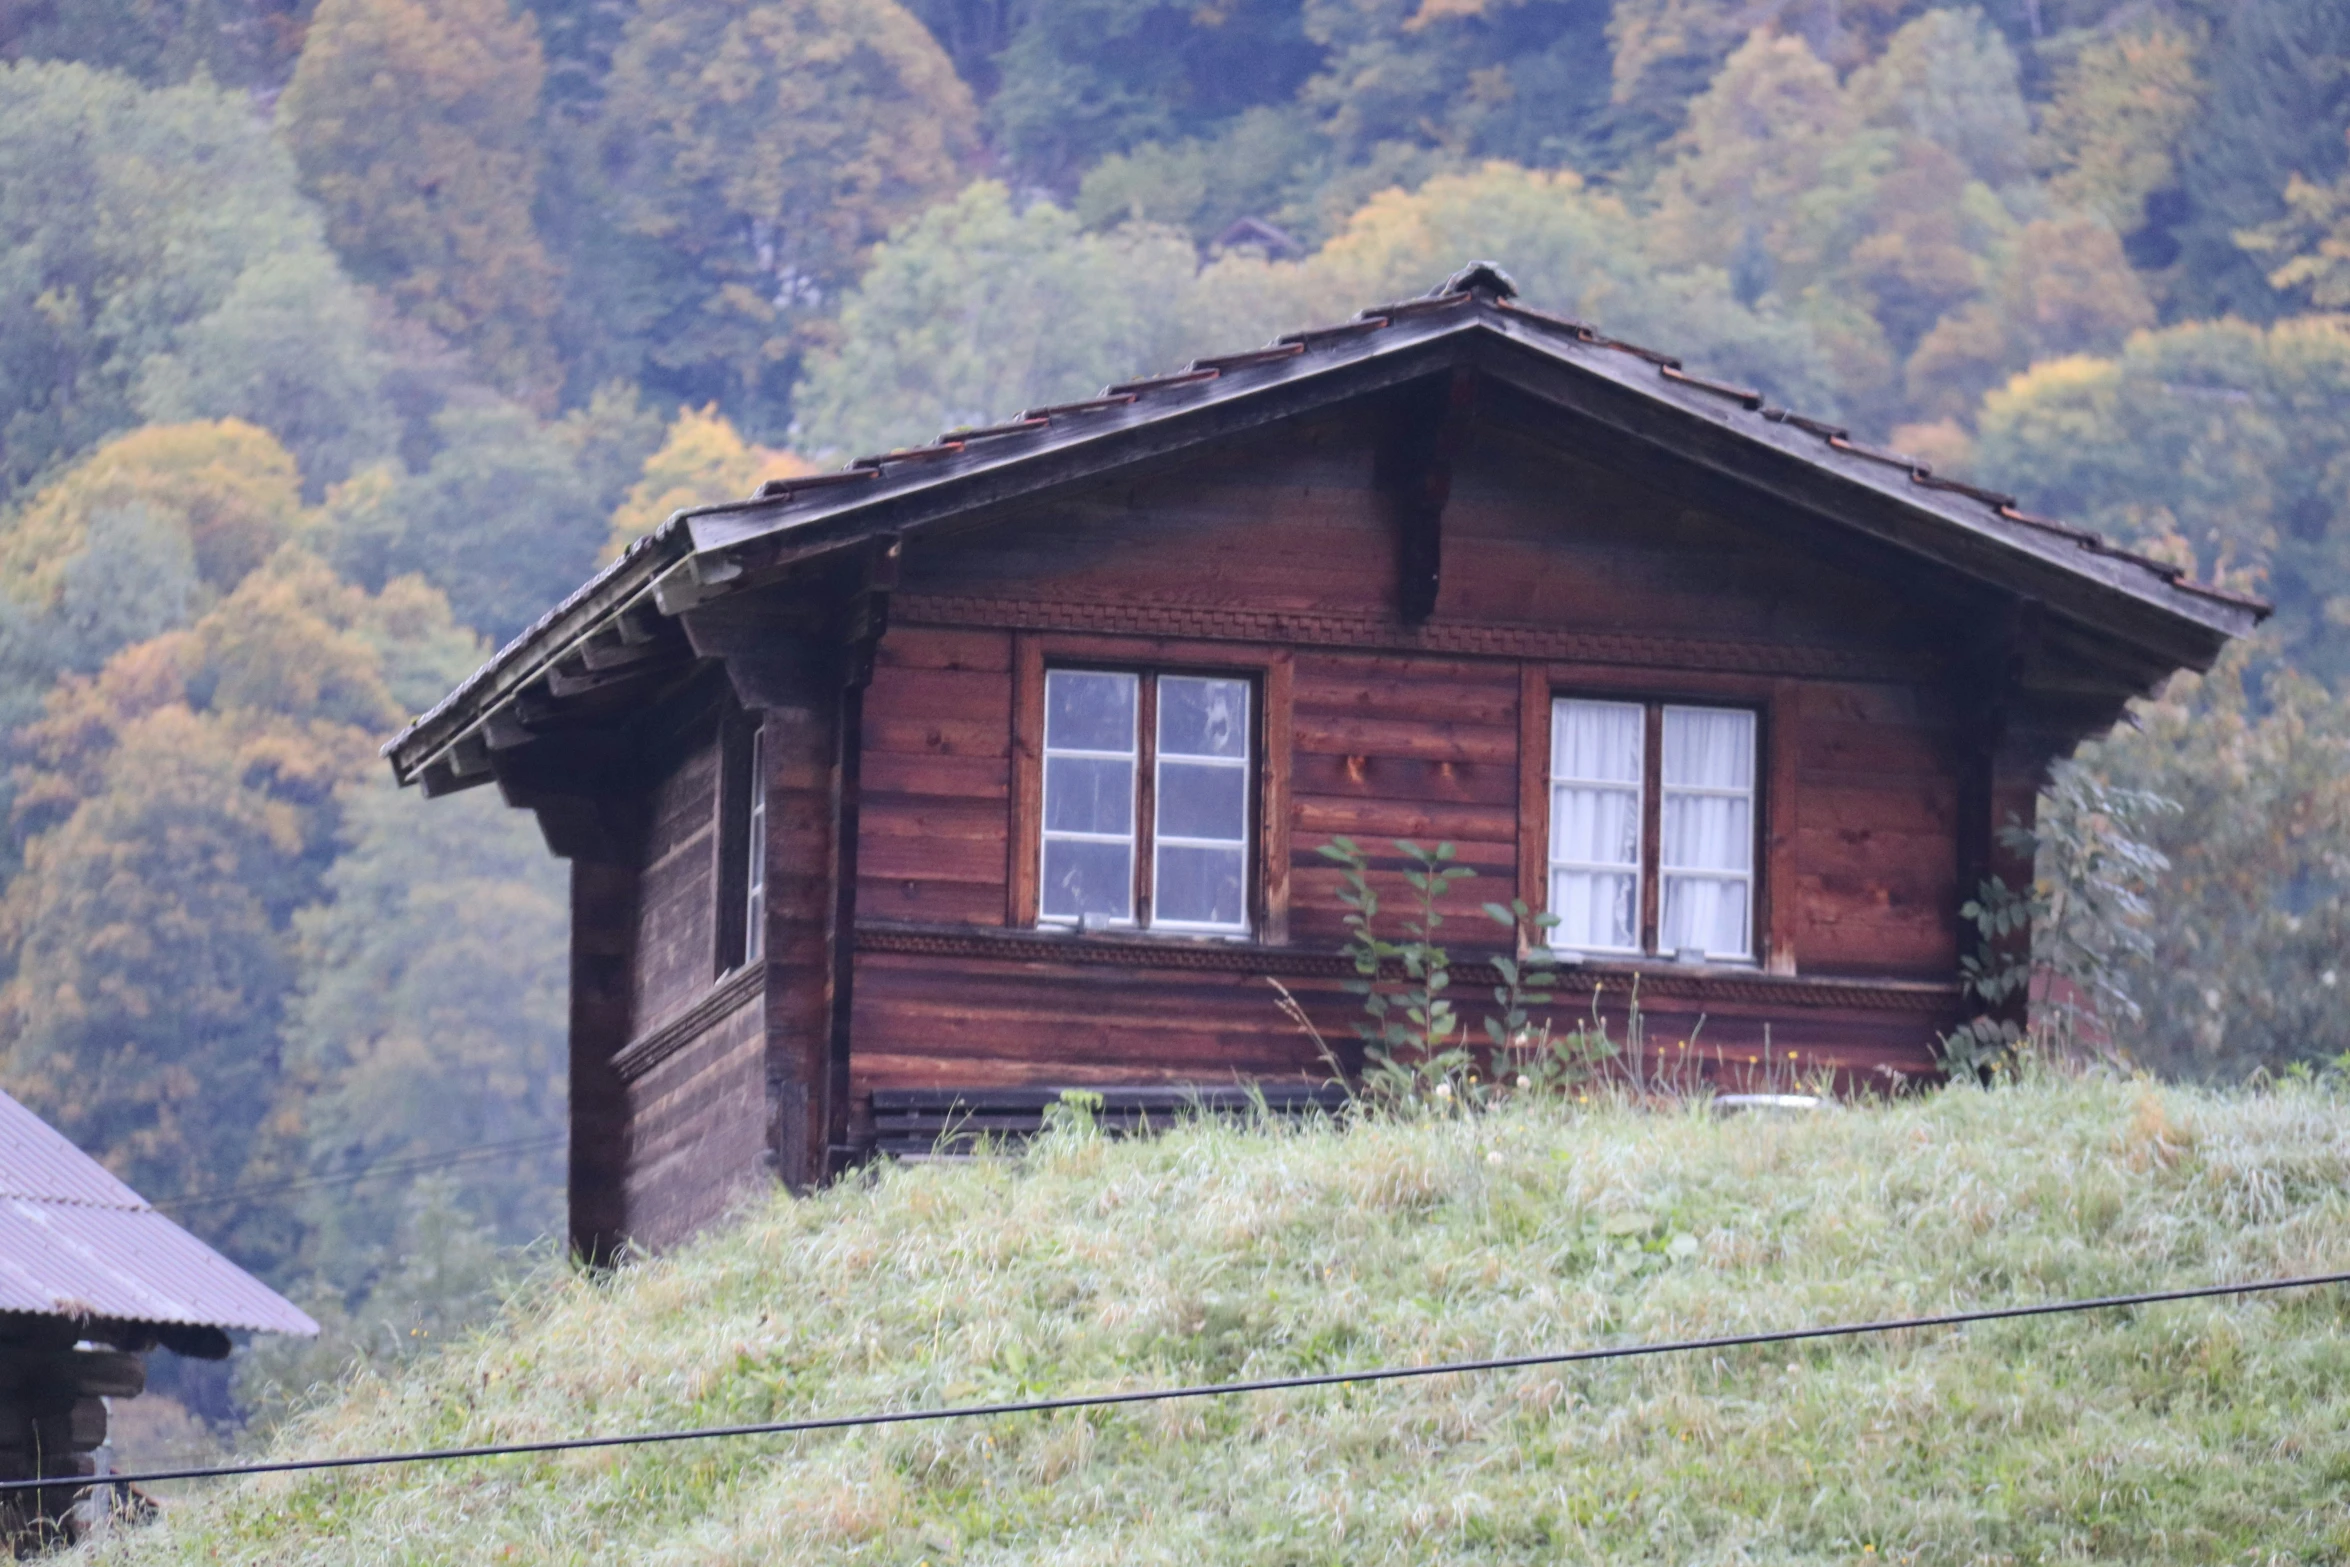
[1550,699,1643,952]
[1658,706,1754,959]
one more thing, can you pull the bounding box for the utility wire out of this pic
[151,1135,568,1214]
[7,1268,2345,1498]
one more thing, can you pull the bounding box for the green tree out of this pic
[0,61,392,504]
[1643,16,2149,431]
[278,0,564,403]
[1200,161,1842,407]
[130,250,399,498]
[989,0,1324,191]
[2032,17,2207,242]
[2169,0,2350,320]
[0,0,302,88]
[594,0,980,434]
[2064,645,2350,1080]
[1073,106,1328,243]
[322,385,659,641]
[0,420,310,874]
[604,403,809,559]
[1292,0,1617,179]
[0,551,477,1266]
[803,165,1844,461]
[2238,127,2350,313]
[1976,315,2350,685]
[0,419,309,604]
[792,182,1203,460]
[278,776,567,1288]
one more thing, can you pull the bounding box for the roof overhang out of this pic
[385,274,2265,789]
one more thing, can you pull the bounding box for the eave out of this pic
[384,273,2265,790]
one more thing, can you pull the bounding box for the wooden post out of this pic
[0,1321,144,1551]
[568,857,637,1264]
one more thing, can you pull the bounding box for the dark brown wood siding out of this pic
[843,411,1970,1108]
[630,732,720,1037]
[856,627,1013,926]
[619,984,766,1249]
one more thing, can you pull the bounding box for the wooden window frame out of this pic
[1011,633,1292,942]
[1517,664,1796,972]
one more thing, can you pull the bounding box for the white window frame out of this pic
[1149,674,1253,936]
[743,724,767,963]
[1038,669,1141,929]
[1544,695,1760,964]
[1036,667,1253,936]
[1656,704,1756,963]
[1547,698,1646,957]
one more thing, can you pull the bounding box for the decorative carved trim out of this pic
[612,962,766,1083]
[893,595,1937,681]
[855,921,1960,1015]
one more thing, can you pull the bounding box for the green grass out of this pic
[85,1077,2350,1565]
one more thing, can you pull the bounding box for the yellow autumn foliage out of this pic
[603,406,812,561]
[0,419,309,605]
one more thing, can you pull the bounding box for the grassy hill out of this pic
[84,1078,2350,1565]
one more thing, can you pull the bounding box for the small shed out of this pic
[0,1089,315,1549]
[383,263,2263,1260]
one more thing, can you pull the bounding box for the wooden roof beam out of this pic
[1377,367,1477,625]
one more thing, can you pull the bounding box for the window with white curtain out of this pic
[1658,706,1754,960]
[1040,668,1251,933]
[1547,697,1757,962]
[1549,699,1645,953]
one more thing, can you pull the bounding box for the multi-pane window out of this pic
[715,717,767,975]
[1040,668,1251,933]
[1548,698,1756,962]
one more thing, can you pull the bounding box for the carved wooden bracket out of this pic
[1377,367,1477,624]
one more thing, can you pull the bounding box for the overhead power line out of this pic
[151,1134,568,1214]
[7,1268,2345,1498]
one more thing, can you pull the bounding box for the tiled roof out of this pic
[0,1089,317,1337]
[384,262,2267,782]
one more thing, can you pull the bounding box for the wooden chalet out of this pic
[383,264,2262,1258]
[0,1088,314,1549]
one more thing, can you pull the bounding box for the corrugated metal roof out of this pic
[0,1090,316,1337]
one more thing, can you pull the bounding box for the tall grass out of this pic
[84,1076,2350,1564]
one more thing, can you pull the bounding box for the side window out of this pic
[743,725,767,963]
[1547,697,1756,962]
[1039,668,1252,934]
[715,716,767,973]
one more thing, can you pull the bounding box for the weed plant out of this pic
[78,1072,2350,1565]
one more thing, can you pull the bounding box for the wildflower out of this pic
[1487,1150,1503,1165]
[1516,1074,1532,1090]
[1434,1081,1453,1100]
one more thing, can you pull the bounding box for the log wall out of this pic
[844,411,1974,1113]
[0,1320,141,1551]
[569,399,2031,1236]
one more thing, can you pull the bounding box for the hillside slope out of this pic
[85,1081,2350,1564]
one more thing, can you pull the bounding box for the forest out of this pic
[1,0,2347,1448]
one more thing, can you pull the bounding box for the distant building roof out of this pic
[1211,217,1302,259]
[0,1090,316,1342]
